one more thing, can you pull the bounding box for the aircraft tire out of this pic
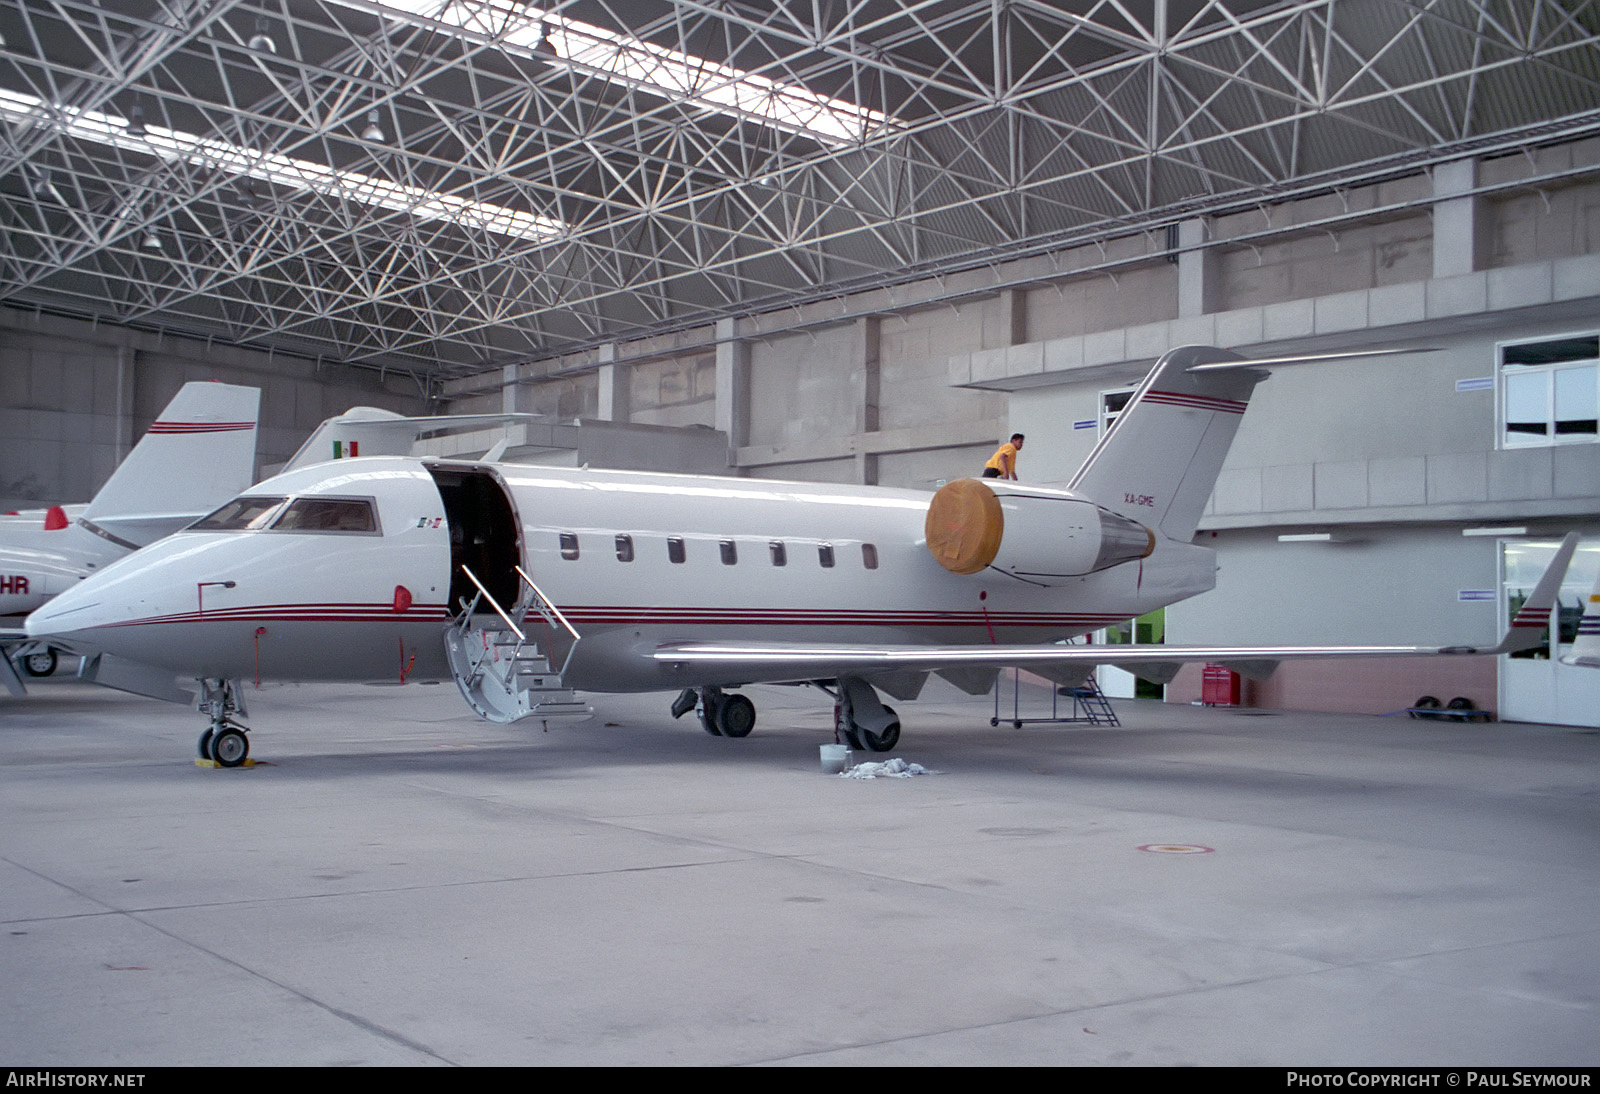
[716,694,756,738]
[22,648,57,677]
[211,728,249,768]
[198,729,214,759]
[856,705,900,753]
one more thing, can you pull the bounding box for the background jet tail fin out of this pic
[79,382,260,548]
[1067,346,1268,542]
[280,409,539,473]
[1495,532,1579,656]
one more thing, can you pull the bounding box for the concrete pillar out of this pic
[1433,158,1488,278]
[595,343,628,422]
[501,362,521,414]
[855,316,881,486]
[998,289,1028,346]
[1177,217,1218,317]
[714,318,748,467]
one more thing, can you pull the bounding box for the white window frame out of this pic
[1496,331,1600,450]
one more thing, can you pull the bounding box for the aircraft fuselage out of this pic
[27,456,1217,691]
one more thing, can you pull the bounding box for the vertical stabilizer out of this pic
[79,382,260,547]
[1067,346,1267,542]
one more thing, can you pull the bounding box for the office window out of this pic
[559,532,579,560]
[1500,334,1599,448]
[720,539,738,565]
[818,543,835,568]
[1102,388,1135,434]
[615,534,634,562]
[769,541,787,566]
[861,543,878,570]
[667,536,686,564]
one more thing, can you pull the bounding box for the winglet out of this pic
[1492,532,1579,655]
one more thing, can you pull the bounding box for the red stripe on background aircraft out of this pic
[24,346,1578,766]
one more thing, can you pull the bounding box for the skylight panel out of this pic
[0,89,565,244]
[372,0,890,145]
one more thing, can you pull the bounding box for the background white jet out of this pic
[1,381,259,693]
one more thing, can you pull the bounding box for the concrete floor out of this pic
[2,673,1596,1066]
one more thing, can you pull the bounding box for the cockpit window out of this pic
[191,496,287,531]
[270,497,379,534]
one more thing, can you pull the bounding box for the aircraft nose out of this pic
[25,581,105,640]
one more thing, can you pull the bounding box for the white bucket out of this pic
[819,744,852,774]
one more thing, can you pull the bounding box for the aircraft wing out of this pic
[650,533,1578,687]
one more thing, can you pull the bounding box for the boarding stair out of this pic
[1066,676,1120,726]
[444,565,591,726]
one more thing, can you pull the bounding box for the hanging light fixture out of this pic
[142,229,163,250]
[248,16,276,54]
[360,110,385,143]
[126,103,147,137]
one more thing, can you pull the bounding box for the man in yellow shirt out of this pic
[982,433,1024,480]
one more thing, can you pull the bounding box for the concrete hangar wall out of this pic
[0,307,427,512]
[451,138,1600,726]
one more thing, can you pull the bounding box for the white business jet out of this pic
[25,346,1577,766]
[1,381,259,695]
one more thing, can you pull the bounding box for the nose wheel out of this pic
[197,679,251,767]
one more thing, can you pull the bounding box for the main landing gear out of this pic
[196,678,251,767]
[671,687,757,738]
[669,679,903,752]
[833,676,900,753]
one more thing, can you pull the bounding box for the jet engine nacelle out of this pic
[924,478,1154,584]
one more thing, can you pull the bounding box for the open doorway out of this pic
[426,464,522,613]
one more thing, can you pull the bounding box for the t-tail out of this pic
[1067,346,1266,543]
[77,382,260,548]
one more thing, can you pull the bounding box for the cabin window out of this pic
[615,534,634,562]
[720,539,738,565]
[861,543,879,569]
[818,543,835,568]
[271,497,378,534]
[668,536,686,564]
[769,541,787,566]
[191,495,287,532]
[559,532,579,560]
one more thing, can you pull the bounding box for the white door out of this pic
[1499,536,1600,727]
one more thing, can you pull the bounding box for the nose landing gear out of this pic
[197,678,251,767]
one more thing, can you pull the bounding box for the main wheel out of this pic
[698,692,723,736]
[210,727,249,768]
[716,693,756,738]
[856,705,900,753]
[22,648,57,677]
[198,728,214,759]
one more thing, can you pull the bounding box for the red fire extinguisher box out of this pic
[1202,664,1240,706]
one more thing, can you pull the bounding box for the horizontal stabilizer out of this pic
[1186,347,1432,373]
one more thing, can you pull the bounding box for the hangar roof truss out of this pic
[1,0,1597,386]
